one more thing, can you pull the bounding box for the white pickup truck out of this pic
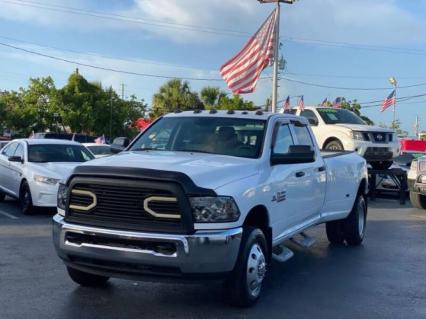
[53,110,368,307]
[287,106,399,170]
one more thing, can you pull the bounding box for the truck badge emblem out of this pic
[272,191,286,203]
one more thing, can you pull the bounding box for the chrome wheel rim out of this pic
[358,200,366,236]
[246,243,266,298]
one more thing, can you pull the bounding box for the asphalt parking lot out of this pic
[1,197,425,319]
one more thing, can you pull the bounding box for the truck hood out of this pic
[335,124,393,133]
[79,151,260,190]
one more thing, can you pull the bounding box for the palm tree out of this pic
[151,79,202,118]
[200,86,227,108]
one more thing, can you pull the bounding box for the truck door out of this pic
[269,121,326,240]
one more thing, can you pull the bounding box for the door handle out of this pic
[318,166,326,172]
[295,171,305,178]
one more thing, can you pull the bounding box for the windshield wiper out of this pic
[175,149,214,154]
[135,147,161,151]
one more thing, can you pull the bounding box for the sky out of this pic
[1,0,426,133]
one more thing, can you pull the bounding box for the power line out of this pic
[1,0,250,37]
[0,34,219,72]
[0,41,224,81]
[281,76,426,91]
[5,0,426,58]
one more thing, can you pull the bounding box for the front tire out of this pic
[67,267,110,287]
[20,182,35,215]
[409,191,426,209]
[370,161,393,170]
[343,194,367,246]
[324,139,344,151]
[225,227,268,307]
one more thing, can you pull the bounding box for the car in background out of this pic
[0,141,9,150]
[83,143,114,158]
[287,107,399,170]
[0,139,95,214]
[33,132,97,143]
[110,137,131,153]
[408,155,426,209]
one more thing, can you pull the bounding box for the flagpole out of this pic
[271,2,280,113]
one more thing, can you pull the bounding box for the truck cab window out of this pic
[293,125,314,147]
[273,125,294,154]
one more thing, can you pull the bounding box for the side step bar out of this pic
[272,245,294,263]
[272,232,316,263]
[290,232,316,248]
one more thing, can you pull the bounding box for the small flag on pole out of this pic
[283,96,290,112]
[298,96,305,112]
[220,9,278,94]
[380,90,396,112]
[333,97,343,108]
[320,98,328,107]
[95,134,106,144]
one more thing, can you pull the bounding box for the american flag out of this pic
[320,98,328,107]
[380,90,396,112]
[298,96,305,111]
[95,134,106,144]
[333,97,343,108]
[220,9,278,94]
[283,96,290,112]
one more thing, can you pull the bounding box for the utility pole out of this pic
[109,89,113,138]
[258,0,297,113]
[389,76,397,127]
[414,115,420,139]
[121,83,125,100]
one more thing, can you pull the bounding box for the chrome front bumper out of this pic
[52,215,242,279]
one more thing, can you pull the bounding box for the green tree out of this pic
[215,94,255,111]
[151,79,203,118]
[200,86,227,108]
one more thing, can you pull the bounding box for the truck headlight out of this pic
[57,183,68,216]
[351,131,365,141]
[411,160,418,172]
[190,197,240,223]
[34,175,60,185]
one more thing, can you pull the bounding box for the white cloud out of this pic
[1,0,426,46]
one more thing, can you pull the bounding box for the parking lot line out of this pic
[0,209,19,219]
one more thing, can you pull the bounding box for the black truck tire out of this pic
[342,194,367,246]
[67,267,110,287]
[225,227,268,307]
[326,220,345,244]
[324,139,344,151]
[409,191,426,209]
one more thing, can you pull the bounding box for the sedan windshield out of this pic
[317,108,366,125]
[130,117,266,159]
[28,144,95,163]
[87,145,113,156]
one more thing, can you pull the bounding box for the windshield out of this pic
[317,108,366,125]
[130,117,266,159]
[87,145,113,156]
[28,144,95,163]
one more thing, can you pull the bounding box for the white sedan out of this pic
[0,139,94,214]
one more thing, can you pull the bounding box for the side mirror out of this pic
[8,156,23,163]
[111,137,131,154]
[271,145,315,165]
[308,118,318,126]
